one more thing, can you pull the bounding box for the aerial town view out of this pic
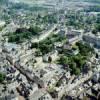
[0,0,100,100]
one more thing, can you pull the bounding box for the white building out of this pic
[0,20,5,27]
[43,50,58,62]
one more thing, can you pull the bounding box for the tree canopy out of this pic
[0,73,5,83]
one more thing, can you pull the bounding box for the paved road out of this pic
[31,24,57,43]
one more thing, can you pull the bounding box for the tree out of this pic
[92,29,97,35]
[76,42,94,56]
[0,73,5,83]
[59,56,68,65]
[74,68,80,75]
[35,50,42,56]
[96,24,100,32]
[29,26,42,35]
[39,44,53,54]
[48,56,52,63]
[31,43,38,48]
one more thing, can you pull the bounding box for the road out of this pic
[31,24,57,43]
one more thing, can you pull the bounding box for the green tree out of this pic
[48,56,52,63]
[92,29,97,34]
[96,24,100,32]
[59,56,68,65]
[0,73,5,83]
[74,68,80,75]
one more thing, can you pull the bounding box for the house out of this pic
[0,44,2,52]
[65,48,79,56]
[58,29,67,37]
[92,72,100,83]
[43,54,50,62]
[67,34,80,45]
[65,71,71,79]
[66,28,82,45]
[3,43,20,54]
[0,94,19,100]
[0,20,5,28]
[43,50,58,62]
[29,90,53,100]
[67,27,83,35]
[54,42,63,48]
[83,33,100,48]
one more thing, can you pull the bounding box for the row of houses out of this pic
[83,33,100,48]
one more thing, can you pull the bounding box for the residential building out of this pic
[83,33,100,48]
